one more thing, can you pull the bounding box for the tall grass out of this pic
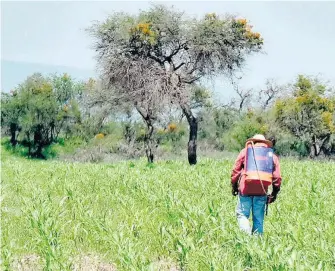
[1,149,335,270]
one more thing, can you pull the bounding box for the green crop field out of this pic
[1,151,335,271]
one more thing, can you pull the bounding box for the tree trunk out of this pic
[35,144,45,159]
[311,135,330,157]
[321,135,332,156]
[33,129,46,159]
[135,105,156,163]
[10,123,18,147]
[144,120,154,163]
[310,143,318,158]
[180,103,198,165]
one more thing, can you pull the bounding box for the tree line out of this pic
[1,4,334,162]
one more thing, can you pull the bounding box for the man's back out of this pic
[231,142,282,195]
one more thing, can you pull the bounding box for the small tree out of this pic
[275,75,335,157]
[15,74,59,157]
[89,4,264,164]
[1,91,22,146]
[1,73,83,158]
[221,109,268,151]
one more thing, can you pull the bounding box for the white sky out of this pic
[1,1,335,99]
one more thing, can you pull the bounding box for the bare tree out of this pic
[231,80,253,113]
[88,4,264,164]
[259,79,283,110]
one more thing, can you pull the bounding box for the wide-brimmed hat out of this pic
[246,134,273,147]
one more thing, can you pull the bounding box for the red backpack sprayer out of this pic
[244,139,275,215]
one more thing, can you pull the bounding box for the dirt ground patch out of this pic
[72,254,117,271]
[9,254,117,271]
[11,254,43,271]
[148,257,180,271]
[9,254,179,270]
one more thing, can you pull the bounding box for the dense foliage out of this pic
[1,73,83,158]
[274,75,335,157]
[2,74,335,160]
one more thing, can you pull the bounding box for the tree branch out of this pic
[174,62,185,71]
[135,103,148,121]
[181,76,201,84]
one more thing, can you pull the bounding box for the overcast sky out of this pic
[1,1,335,99]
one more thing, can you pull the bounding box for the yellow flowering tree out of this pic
[89,4,264,164]
[275,75,335,157]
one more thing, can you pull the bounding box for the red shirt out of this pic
[231,143,282,195]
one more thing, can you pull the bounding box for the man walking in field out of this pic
[231,134,282,235]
